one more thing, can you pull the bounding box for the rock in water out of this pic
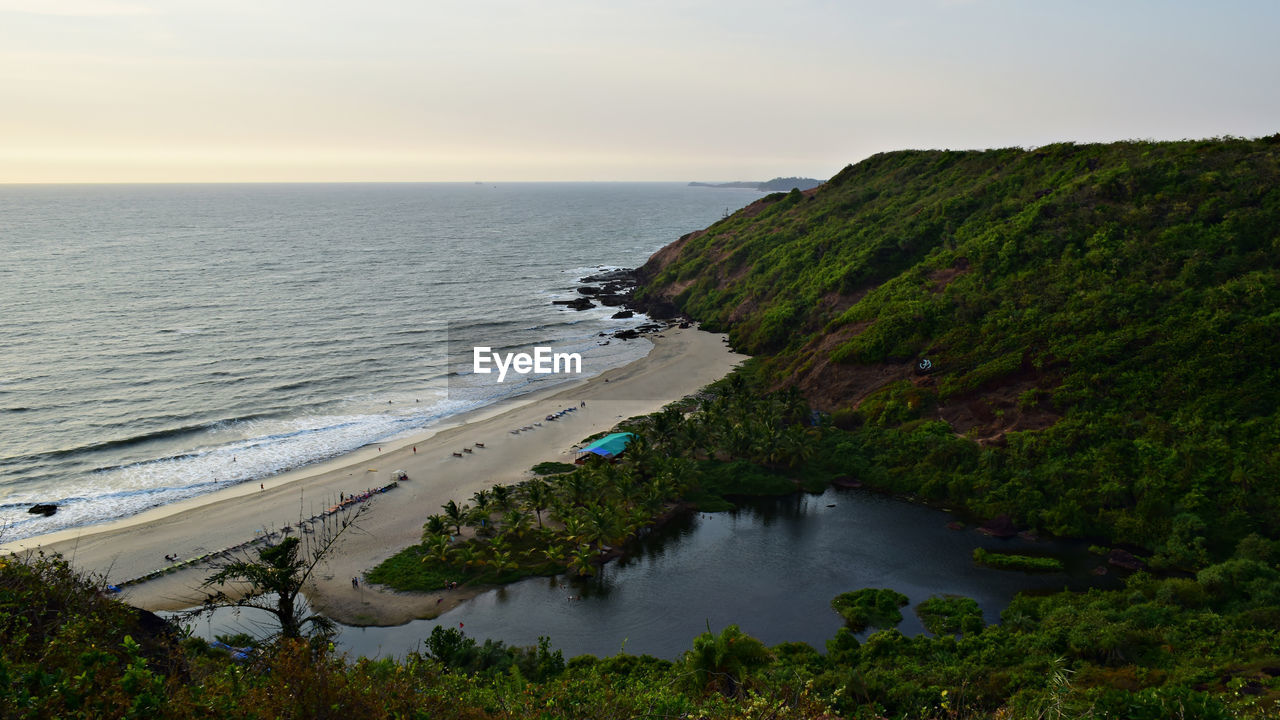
[552,297,595,310]
[28,503,58,517]
[579,268,636,284]
[1106,549,1147,571]
[977,514,1017,538]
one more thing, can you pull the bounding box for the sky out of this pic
[1,0,1277,183]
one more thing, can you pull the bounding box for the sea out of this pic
[0,182,761,542]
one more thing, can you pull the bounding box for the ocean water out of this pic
[0,182,761,541]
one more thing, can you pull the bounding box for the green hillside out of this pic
[636,136,1280,565]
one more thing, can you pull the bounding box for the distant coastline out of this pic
[688,176,822,192]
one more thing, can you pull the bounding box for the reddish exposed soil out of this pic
[638,200,1058,444]
[931,365,1062,446]
[783,321,914,411]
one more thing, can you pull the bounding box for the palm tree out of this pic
[620,432,654,477]
[781,425,817,469]
[779,386,809,425]
[466,505,492,533]
[441,500,469,535]
[562,472,594,507]
[569,544,597,577]
[490,484,513,511]
[685,625,773,698]
[523,480,551,529]
[422,533,451,564]
[197,506,365,641]
[586,504,624,547]
[625,507,651,536]
[488,533,511,555]
[488,549,515,576]
[501,508,530,537]
[471,489,493,515]
[422,514,449,540]
[560,513,589,545]
[452,545,481,570]
[541,544,567,566]
[607,464,638,500]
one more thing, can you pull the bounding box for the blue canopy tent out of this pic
[576,432,635,461]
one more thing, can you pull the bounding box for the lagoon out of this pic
[186,487,1112,660]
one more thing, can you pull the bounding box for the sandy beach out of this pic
[6,326,744,626]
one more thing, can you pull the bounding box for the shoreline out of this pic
[11,326,746,626]
[2,340,653,553]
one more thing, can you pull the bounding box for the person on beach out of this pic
[352,577,359,589]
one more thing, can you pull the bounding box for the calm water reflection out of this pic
[186,487,1113,660]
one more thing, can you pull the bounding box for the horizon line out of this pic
[0,179,803,186]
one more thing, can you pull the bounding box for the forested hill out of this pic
[636,136,1280,566]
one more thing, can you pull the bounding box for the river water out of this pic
[184,487,1114,660]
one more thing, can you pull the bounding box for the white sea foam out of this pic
[0,182,761,543]
[1,399,475,540]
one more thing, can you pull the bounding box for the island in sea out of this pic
[5,134,1280,719]
[688,175,823,191]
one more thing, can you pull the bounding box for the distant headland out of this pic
[688,176,822,191]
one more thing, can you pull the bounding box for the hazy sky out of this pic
[2,0,1277,183]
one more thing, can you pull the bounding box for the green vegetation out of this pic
[6,546,1280,718]
[530,461,576,476]
[196,506,364,641]
[916,595,985,636]
[637,136,1280,569]
[10,136,1280,717]
[685,624,773,697]
[368,379,820,592]
[831,588,910,631]
[689,176,822,191]
[972,547,1066,572]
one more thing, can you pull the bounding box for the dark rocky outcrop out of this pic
[28,503,58,516]
[637,297,679,319]
[977,514,1018,538]
[552,297,595,311]
[611,310,634,319]
[1106,549,1148,571]
[580,268,637,284]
